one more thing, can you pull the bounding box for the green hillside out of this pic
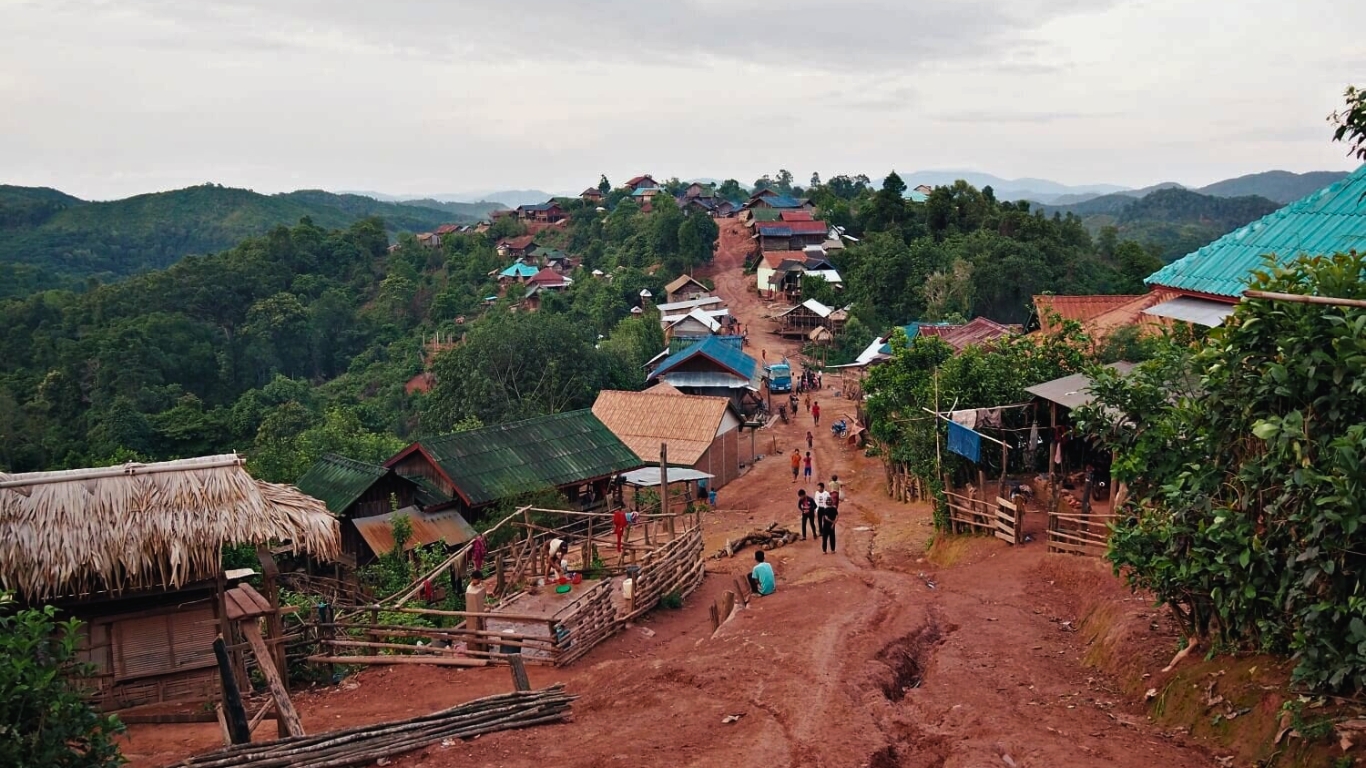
[1042,187,1282,260]
[0,184,505,297]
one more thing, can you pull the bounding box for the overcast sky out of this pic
[2,0,1362,200]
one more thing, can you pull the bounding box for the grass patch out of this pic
[925,536,970,568]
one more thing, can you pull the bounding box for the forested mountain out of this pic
[0,193,716,477]
[0,184,505,298]
[1036,187,1281,260]
[1195,169,1349,203]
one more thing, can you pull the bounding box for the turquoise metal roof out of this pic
[649,335,758,382]
[1146,164,1366,298]
[499,262,539,278]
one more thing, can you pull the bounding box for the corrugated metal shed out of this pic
[402,410,643,507]
[295,454,388,515]
[352,507,476,554]
[1025,362,1135,410]
[1146,164,1366,298]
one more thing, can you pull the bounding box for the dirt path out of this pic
[122,224,1214,767]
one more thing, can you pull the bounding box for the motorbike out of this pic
[830,419,848,439]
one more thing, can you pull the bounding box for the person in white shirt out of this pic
[814,482,837,553]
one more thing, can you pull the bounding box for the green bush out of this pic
[0,593,126,767]
[1078,252,1366,691]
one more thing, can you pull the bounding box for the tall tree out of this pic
[597,174,611,194]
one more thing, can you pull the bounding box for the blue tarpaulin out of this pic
[946,421,982,463]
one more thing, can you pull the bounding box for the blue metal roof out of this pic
[756,225,794,237]
[1146,164,1366,298]
[649,335,758,382]
[499,262,540,278]
[764,195,803,209]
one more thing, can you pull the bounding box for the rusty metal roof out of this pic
[352,506,477,555]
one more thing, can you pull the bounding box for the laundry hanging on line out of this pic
[946,421,982,463]
[950,409,977,429]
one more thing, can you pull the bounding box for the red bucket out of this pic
[570,573,583,585]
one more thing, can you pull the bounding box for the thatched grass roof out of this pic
[0,454,339,601]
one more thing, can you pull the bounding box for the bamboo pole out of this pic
[305,655,488,668]
[1243,289,1366,308]
[241,622,304,738]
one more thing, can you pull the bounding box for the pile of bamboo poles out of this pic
[176,687,574,768]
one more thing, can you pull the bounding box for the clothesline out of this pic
[920,407,1008,448]
[933,401,1034,416]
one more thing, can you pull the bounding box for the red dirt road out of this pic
[122,222,1216,767]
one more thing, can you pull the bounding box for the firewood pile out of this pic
[712,522,799,559]
[177,686,574,768]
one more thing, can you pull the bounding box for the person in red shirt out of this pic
[613,507,628,551]
[803,451,813,483]
[812,401,821,427]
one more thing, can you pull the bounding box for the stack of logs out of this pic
[176,687,574,768]
[712,522,799,559]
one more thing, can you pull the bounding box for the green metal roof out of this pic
[750,209,783,222]
[1146,164,1366,298]
[413,410,643,506]
[400,473,454,508]
[295,454,388,515]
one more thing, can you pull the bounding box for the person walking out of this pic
[806,430,814,449]
[815,482,837,553]
[812,401,821,428]
[803,393,811,413]
[829,474,841,510]
[802,451,813,483]
[797,489,818,541]
[789,448,801,483]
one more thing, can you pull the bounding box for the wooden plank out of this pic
[240,622,304,738]
[995,497,1016,511]
[507,654,531,691]
[994,530,1015,544]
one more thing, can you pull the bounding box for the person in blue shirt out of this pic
[748,550,776,596]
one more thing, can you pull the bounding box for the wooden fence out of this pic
[1046,509,1116,557]
[943,491,1021,544]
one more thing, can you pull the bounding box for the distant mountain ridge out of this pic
[896,169,1349,205]
[347,189,558,208]
[0,184,506,298]
[1039,186,1284,260]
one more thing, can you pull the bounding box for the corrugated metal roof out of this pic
[352,506,477,554]
[295,454,388,515]
[1025,362,1136,410]
[500,262,540,278]
[621,467,714,487]
[750,209,783,222]
[404,410,643,506]
[779,210,814,221]
[663,275,708,295]
[1142,296,1236,327]
[667,334,742,355]
[656,295,724,313]
[400,474,453,508]
[658,371,752,389]
[1033,295,1148,333]
[650,335,759,382]
[757,220,828,235]
[1146,164,1366,298]
[938,317,1020,351]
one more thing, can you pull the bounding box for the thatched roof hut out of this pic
[0,454,339,601]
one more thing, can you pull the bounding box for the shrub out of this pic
[0,593,126,767]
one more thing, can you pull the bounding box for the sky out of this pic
[1,0,1363,200]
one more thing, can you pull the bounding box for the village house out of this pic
[662,307,727,342]
[1142,164,1366,327]
[742,193,811,212]
[755,251,841,297]
[496,235,539,258]
[631,186,666,203]
[294,454,468,566]
[522,267,572,310]
[498,261,541,283]
[753,219,831,252]
[515,200,567,223]
[645,335,762,415]
[623,174,658,192]
[663,274,711,303]
[592,388,749,490]
[681,196,719,216]
[0,455,339,712]
[581,187,604,203]
[384,410,643,521]
[715,199,742,218]
[682,182,711,199]
[775,298,850,338]
[1032,294,1174,346]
